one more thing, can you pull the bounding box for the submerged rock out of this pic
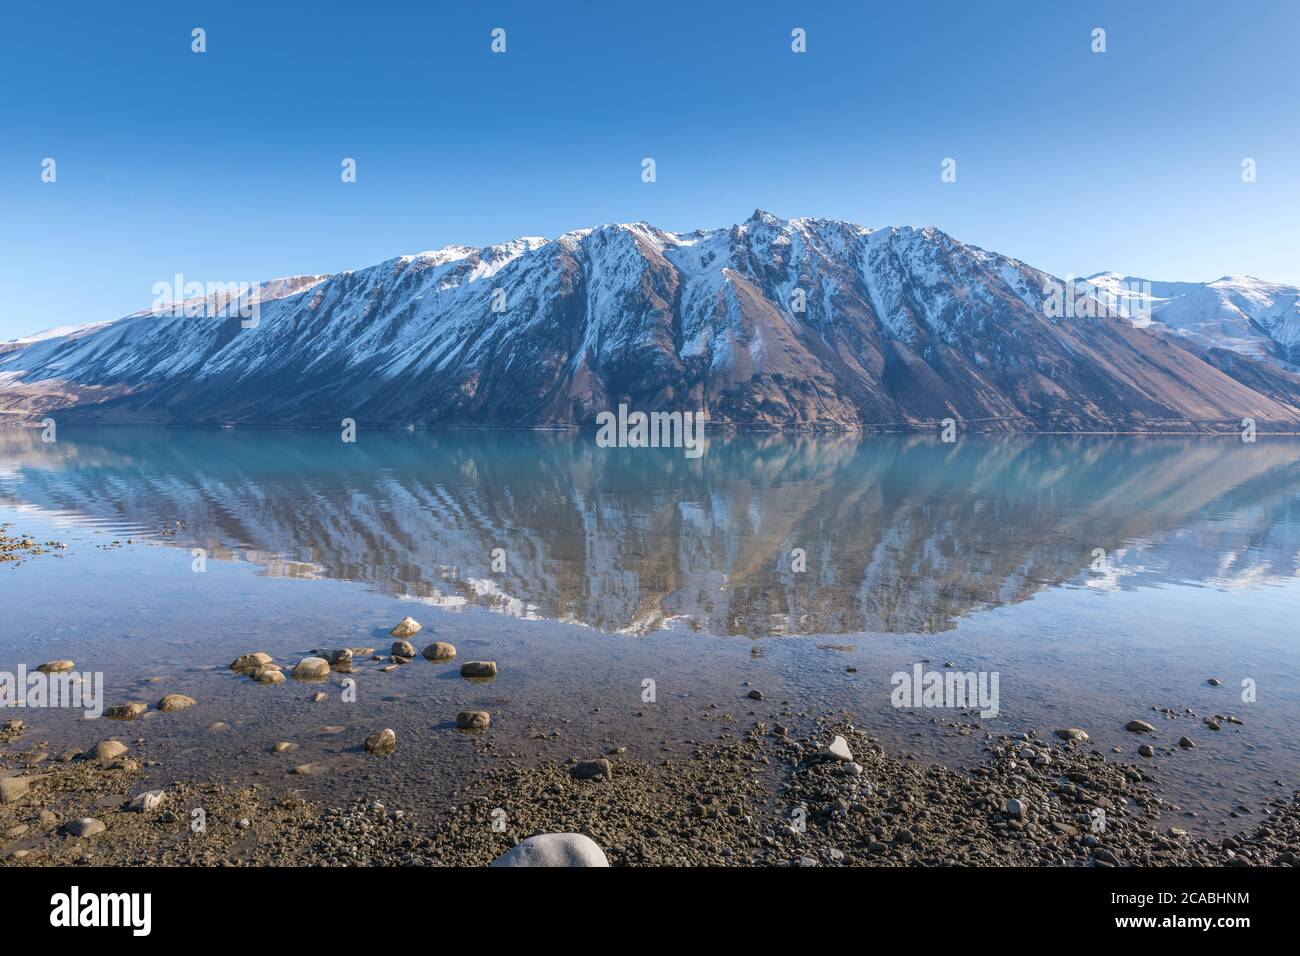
[105,702,148,721]
[1179,736,1196,748]
[157,694,197,712]
[365,728,397,755]
[460,661,498,679]
[422,642,457,661]
[390,640,415,658]
[389,616,421,639]
[1125,720,1156,734]
[252,666,285,685]
[36,660,75,674]
[230,652,273,675]
[490,833,609,868]
[456,711,491,731]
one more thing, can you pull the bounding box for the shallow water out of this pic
[1,429,1297,834]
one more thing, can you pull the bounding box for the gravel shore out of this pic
[2,710,1295,867]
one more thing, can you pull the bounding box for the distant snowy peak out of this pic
[1079,272,1300,365]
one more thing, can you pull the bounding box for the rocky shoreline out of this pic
[3,705,1296,867]
[2,582,1296,868]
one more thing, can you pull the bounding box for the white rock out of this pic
[128,790,165,812]
[1007,798,1027,819]
[826,735,854,762]
[490,833,609,868]
[389,616,421,639]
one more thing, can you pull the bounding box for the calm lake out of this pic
[1,429,1297,833]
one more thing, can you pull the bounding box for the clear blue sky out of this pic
[2,0,1297,339]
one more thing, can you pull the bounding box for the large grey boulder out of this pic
[490,833,609,868]
[128,789,165,813]
[65,818,106,838]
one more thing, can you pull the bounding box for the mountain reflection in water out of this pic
[2,429,1298,637]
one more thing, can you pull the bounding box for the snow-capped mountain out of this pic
[1079,272,1300,367]
[4,211,1300,431]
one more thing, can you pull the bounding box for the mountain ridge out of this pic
[4,211,1300,432]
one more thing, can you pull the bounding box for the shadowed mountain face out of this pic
[4,212,1300,431]
[3,430,1299,636]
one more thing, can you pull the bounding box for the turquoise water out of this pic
[1,429,1297,832]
